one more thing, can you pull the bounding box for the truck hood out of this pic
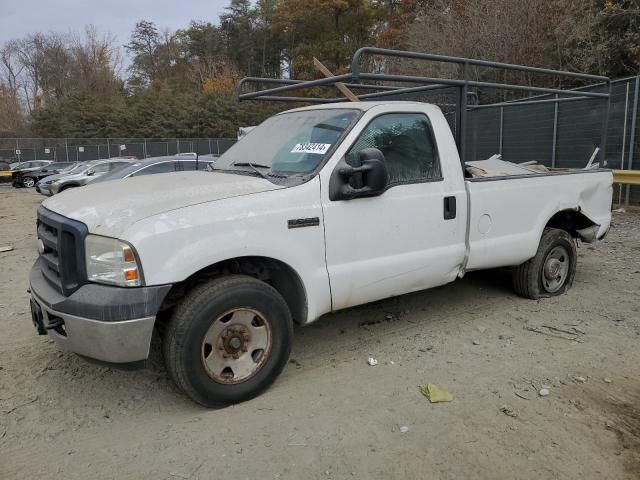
[43,171,284,237]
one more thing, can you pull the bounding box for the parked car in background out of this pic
[89,155,217,186]
[36,162,90,196]
[0,160,11,171]
[48,159,133,195]
[12,162,76,188]
[10,160,54,187]
[10,160,53,171]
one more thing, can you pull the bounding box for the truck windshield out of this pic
[214,109,360,178]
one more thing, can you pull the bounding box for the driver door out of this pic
[321,112,466,311]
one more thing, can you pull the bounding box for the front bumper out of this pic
[29,258,171,363]
[36,183,52,196]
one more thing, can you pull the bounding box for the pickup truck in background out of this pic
[28,99,612,406]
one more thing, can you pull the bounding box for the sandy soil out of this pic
[1,185,639,480]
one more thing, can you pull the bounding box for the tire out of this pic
[512,228,577,299]
[163,275,293,407]
[58,184,77,193]
[22,177,35,188]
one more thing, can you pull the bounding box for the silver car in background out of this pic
[48,158,133,195]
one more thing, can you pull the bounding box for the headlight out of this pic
[85,235,143,287]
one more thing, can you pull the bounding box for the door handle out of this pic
[443,196,456,220]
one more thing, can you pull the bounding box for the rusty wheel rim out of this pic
[201,308,272,384]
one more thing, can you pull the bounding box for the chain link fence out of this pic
[465,76,640,204]
[0,138,237,165]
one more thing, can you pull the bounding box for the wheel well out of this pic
[158,256,308,325]
[545,209,597,238]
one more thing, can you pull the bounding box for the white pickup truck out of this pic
[29,101,612,406]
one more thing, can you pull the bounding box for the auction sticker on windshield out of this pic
[291,143,332,154]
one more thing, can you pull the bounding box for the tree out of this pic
[273,0,378,77]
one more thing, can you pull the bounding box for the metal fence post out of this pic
[499,106,504,155]
[619,81,630,204]
[216,139,220,155]
[176,138,180,154]
[208,139,212,154]
[551,94,559,168]
[143,138,147,158]
[626,76,639,205]
[65,138,69,162]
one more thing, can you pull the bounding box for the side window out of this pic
[91,163,111,174]
[180,161,198,171]
[109,162,129,171]
[131,162,176,177]
[346,113,441,185]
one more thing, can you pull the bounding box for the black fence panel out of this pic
[465,107,501,162]
[465,77,640,204]
[0,138,237,165]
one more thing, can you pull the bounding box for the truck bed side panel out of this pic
[465,170,612,271]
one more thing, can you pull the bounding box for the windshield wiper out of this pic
[231,161,270,179]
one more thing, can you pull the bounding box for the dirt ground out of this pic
[1,185,639,480]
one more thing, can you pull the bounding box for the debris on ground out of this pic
[538,388,550,397]
[0,245,13,253]
[612,207,626,213]
[399,426,409,433]
[500,405,518,417]
[367,357,378,366]
[524,324,585,342]
[472,339,480,345]
[419,384,454,403]
[570,375,587,383]
[603,378,612,384]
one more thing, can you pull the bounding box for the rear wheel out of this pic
[22,177,35,188]
[163,275,293,407]
[512,228,577,299]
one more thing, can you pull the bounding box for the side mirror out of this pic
[329,148,388,201]
[86,170,95,176]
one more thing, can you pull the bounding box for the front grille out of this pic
[37,207,88,296]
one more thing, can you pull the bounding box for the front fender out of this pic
[121,177,331,323]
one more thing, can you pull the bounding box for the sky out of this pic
[0,0,228,48]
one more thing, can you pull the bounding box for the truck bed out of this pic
[464,168,613,271]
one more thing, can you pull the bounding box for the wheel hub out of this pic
[544,258,561,279]
[541,245,570,293]
[221,325,250,359]
[201,308,272,384]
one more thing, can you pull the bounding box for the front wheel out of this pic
[22,177,35,188]
[512,228,577,299]
[163,275,293,407]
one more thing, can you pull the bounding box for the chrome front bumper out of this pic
[29,257,171,364]
[30,290,155,363]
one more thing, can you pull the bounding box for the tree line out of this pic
[0,0,638,139]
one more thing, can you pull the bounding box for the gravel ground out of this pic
[1,185,639,480]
